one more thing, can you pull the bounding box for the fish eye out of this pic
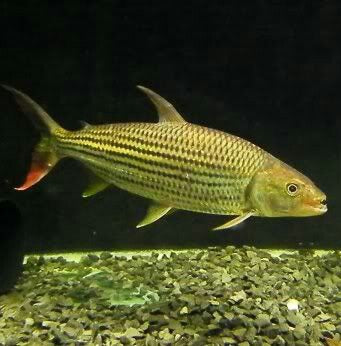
[286,183,299,196]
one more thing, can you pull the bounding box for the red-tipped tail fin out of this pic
[2,85,65,190]
[14,150,58,190]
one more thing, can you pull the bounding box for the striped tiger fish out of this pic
[2,85,327,230]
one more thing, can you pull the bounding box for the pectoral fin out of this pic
[82,178,110,198]
[136,202,173,228]
[212,212,255,231]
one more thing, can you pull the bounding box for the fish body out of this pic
[55,122,266,216]
[3,85,327,229]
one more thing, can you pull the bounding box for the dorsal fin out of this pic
[137,85,186,123]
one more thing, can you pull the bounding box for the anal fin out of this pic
[212,212,255,231]
[136,202,173,228]
[82,177,110,198]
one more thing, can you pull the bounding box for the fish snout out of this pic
[318,197,328,213]
[307,195,327,215]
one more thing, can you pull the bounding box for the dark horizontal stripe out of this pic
[57,134,250,181]
[58,141,232,181]
[59,133,225,171]
[88,159,236,211]
[60,141,246,191]
[92,163,187,199]
[56,129,241,171]
[68,144,243,203]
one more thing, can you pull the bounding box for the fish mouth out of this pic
[309,198,327,215]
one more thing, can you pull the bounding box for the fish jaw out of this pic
[301,191,327,216]
[307,204,328,216]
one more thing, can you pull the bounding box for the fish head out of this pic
[247,159,327,217]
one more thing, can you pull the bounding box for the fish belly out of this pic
[55,122,266,215]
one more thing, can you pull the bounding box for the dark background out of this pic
[0,1,340,253]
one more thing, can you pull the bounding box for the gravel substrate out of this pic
[0,246,340,345]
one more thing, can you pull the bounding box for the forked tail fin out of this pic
[2,85,66,190]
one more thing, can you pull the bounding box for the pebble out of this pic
[244,326,257,342]
[330,302,341,317]
[254,313,271,328]
[286,311,304,326]
[87,254,99,262]
[119,336,131,345]
[286,298,300,311]
[263,325,280,339]
[272,335,286,345]
[0,246,339,345]
[63,326,79,338]
[295,342,309,346]
[232,327,246,340]
[124,327,143,338]
[221,337,237,344]
[293,326,306,340]
[317,313,332,322]
[145,334,158,346]
[230,290,247,303]
[25,318,34,326]
[179,306,188,315]
[100,252,112,260]
[246,251,257,259]
[278,323,290,333]
[159,328,173,342]
[322,322,336,332]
